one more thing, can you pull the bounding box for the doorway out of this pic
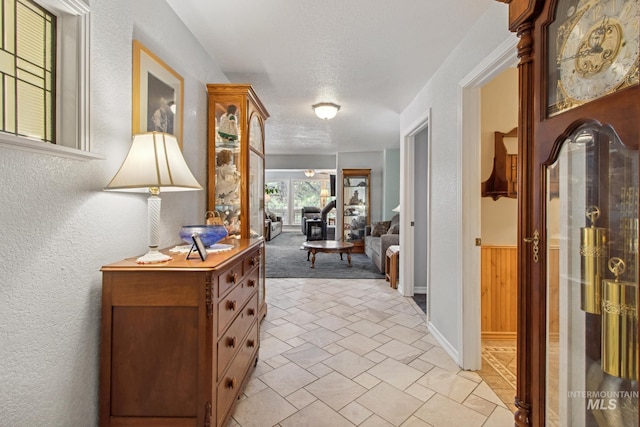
[414,128,429,296]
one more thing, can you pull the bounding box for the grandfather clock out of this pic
[501,0,640,426]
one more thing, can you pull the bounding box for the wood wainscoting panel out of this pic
[481,246,517,339]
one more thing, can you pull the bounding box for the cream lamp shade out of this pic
[312,102,340,120]
[392,204,400,212]
[105,132,202,264]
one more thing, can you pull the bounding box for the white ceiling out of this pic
[166,0,495,155]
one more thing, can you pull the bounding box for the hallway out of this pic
[228,278,513,426]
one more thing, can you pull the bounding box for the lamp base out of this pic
[136,249,173,264]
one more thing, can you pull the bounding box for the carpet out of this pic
[265,231,385,279]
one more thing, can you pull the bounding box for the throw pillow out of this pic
[371,221,391,237]
[387,224,399,234]
[269,212,278,222]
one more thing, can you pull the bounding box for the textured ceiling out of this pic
[167,0,495,155]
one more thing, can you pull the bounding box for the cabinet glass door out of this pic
[545,123,638,427]
[213,99,242,237]
[343,172,369,244]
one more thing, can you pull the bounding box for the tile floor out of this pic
[228,278,514,426]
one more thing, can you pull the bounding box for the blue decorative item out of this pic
[179,225,228,247]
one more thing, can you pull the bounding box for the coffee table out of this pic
[302,240,355,269]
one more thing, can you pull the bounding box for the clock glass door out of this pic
[545,123,638,426]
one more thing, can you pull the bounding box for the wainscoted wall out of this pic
[481,246,559,340]
[481,246,517,339]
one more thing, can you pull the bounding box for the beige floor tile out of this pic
[357,382,423,426]
[279,400,355,427]
[231,388,297,427]
[375,339,423,362]
[463,394,497,417]
[286,388,317,410]
[281,342,332,369]
[367,358,424,390]
[472,381,508,408]
[259,336,293,360]
[360,414,394,427]
[483,406,515,427]
[305,371,367,410]
[229,278,517,427]
[268,323,309,341]
[353,371,382,389]
[418,347,460,373]
[405,383,436,402]
[355,307,392,323]
[386,312,424,328]
[323,349,376,378]
[260,362,317,396]
[413,394,487,427]
[339,401,373,425]
[416,366,477,403]
[383,324,427,344]
[298,326,342,348]
[306,361,333,378]
[336,333,382,355]
[347,319,387,337]
[314,314,354,331]
[399,416,434,427]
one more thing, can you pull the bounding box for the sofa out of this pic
[364,214,400,274]
[265,209,282,241]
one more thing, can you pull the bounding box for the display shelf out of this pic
[207,84,269,320]
[341,168,370,254]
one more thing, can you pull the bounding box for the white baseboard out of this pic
[413,285,427,294]
[428,320,461,367]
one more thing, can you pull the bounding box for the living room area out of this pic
[263,154,407,292]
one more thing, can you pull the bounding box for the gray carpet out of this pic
[265,231,385,279]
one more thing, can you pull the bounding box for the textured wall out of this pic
[400,2,512,355]
[0,0,226,424]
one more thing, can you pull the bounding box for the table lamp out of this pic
[105,132,202,264]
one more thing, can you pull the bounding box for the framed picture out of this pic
[132,40,184,146]
[187,234,208,261]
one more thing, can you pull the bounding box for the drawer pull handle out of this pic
[250,256,259,267]
[247,339,255,348]
[228,272,238,284]
[248,308,255,316]
[227,300,237,311]
[227,336,237,348]
[248,279,256,288]
[227,377,237,389]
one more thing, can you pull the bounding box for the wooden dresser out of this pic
[99,238,263,427]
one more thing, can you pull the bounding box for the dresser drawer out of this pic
[217,320,259,427]
[217,259,244,298]
[243,248,261,272]
[217,293,258,380]
[217,269,258,335]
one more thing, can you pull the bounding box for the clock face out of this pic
[549,0,639,115]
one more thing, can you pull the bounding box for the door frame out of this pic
[458,35,518,370]
[400,109,432,299]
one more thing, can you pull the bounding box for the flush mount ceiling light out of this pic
[312,102,340,120]
[304,169,315,177]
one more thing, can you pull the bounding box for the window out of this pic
[265,180,289,224]
[0,0,96,160]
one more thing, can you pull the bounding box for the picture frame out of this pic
[132,40,184,147]
[187,234,208,261]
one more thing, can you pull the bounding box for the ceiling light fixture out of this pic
[304,169,315,177]
[312,102,340,120]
